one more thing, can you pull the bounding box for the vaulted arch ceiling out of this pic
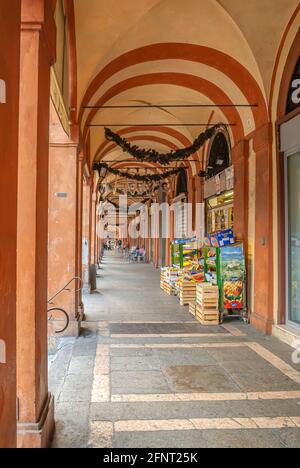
[74,0,299,173]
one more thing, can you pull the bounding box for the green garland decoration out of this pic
[104,124,222,165]
[93,162,182,182]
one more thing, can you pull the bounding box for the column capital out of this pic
[21,0,56,65]
[232,139,249,160]
[78,144,86,163]
[252,123,273,154]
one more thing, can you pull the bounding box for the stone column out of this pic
[82,175,92,286]
[16,0,56,448]
[0,0,21,449]
[76,151,85,318]
[95,198,101,264]
[232,140,249,243]
[194,176,203,205]
[188,176,196,233]
[48,107,81,337]
[90,180,97,266]
[250,123,274,334]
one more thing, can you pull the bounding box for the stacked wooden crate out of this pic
[189,301,196,317]
[161,268,179,296]
[162,281,176,296]
[160,269,167,290]
[178,281,197,306]
[196,283,220,325]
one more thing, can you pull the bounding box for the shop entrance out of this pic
[285,149,300,327]
[206,190,234,234]
[279,41,300,329]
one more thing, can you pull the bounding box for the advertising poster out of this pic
[220,244,245,309]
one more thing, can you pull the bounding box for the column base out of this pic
[77,302,86,322]
[17,393,55,449]
[48,319,81,337]
[48,306,83,337]
[68,319,81,337]
[272,324,300,350]
[250,312,273,335]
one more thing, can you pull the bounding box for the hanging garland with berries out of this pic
[104,124,222,165]
[93,162,182,182]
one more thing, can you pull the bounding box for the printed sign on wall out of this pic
[0,340,6,364]
[0,79,6,104]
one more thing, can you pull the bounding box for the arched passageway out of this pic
[1,0,300,449]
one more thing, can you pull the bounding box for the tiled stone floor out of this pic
[49,252,300,448]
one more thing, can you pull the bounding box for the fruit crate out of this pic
[196,283,219,309]
[195,283,220,325]
[162,282,176,296]
[178,281,197,306]
[195,306,220,325]
[189,301,196,317]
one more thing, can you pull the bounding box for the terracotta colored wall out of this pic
[17,26,50,428]
[89,185,97,265]
[231,128,273,334]
[0,0,21,448]
[232,140,249,243]
[48,139,79,336]
[251,124,274,334]
[17,0,56,447]
[82,179,91,284]
[76,153,84,310]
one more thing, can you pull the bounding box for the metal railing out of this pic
[47,277,82,334]
[47,276,83,305]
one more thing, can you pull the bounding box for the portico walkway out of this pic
[49,253,300,448]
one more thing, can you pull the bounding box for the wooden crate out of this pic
[189,301,196,317]
[196,283,219,310]
[196,305,220,325]
[195,283,220,325]
[160,270,167,290]
[179,282,197,306]
[162,282,176,296]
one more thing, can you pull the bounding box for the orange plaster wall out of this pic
[82,180,91,284]
[48,143,78,333]
[251,124,274,334]
[232,140,249,244]
[0,0,21,448]
[16,0,56,434]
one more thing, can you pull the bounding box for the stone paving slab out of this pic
[68,356,95,376]
[50,253,300,448]
[154,349,217,367]
[110,348,154,357]
[98,336,248,345]
[113,429,292,449]
[110,355,161,372]
[111,370,171,394]
[58,374,94,403]
[90,399,300,422]
[109,323,227,334]
[163,365,241,393]
[51,403,90,449]
[229,370,300,392]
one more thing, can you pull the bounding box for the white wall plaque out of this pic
[0,79,6,104]
[0,339,6,364]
